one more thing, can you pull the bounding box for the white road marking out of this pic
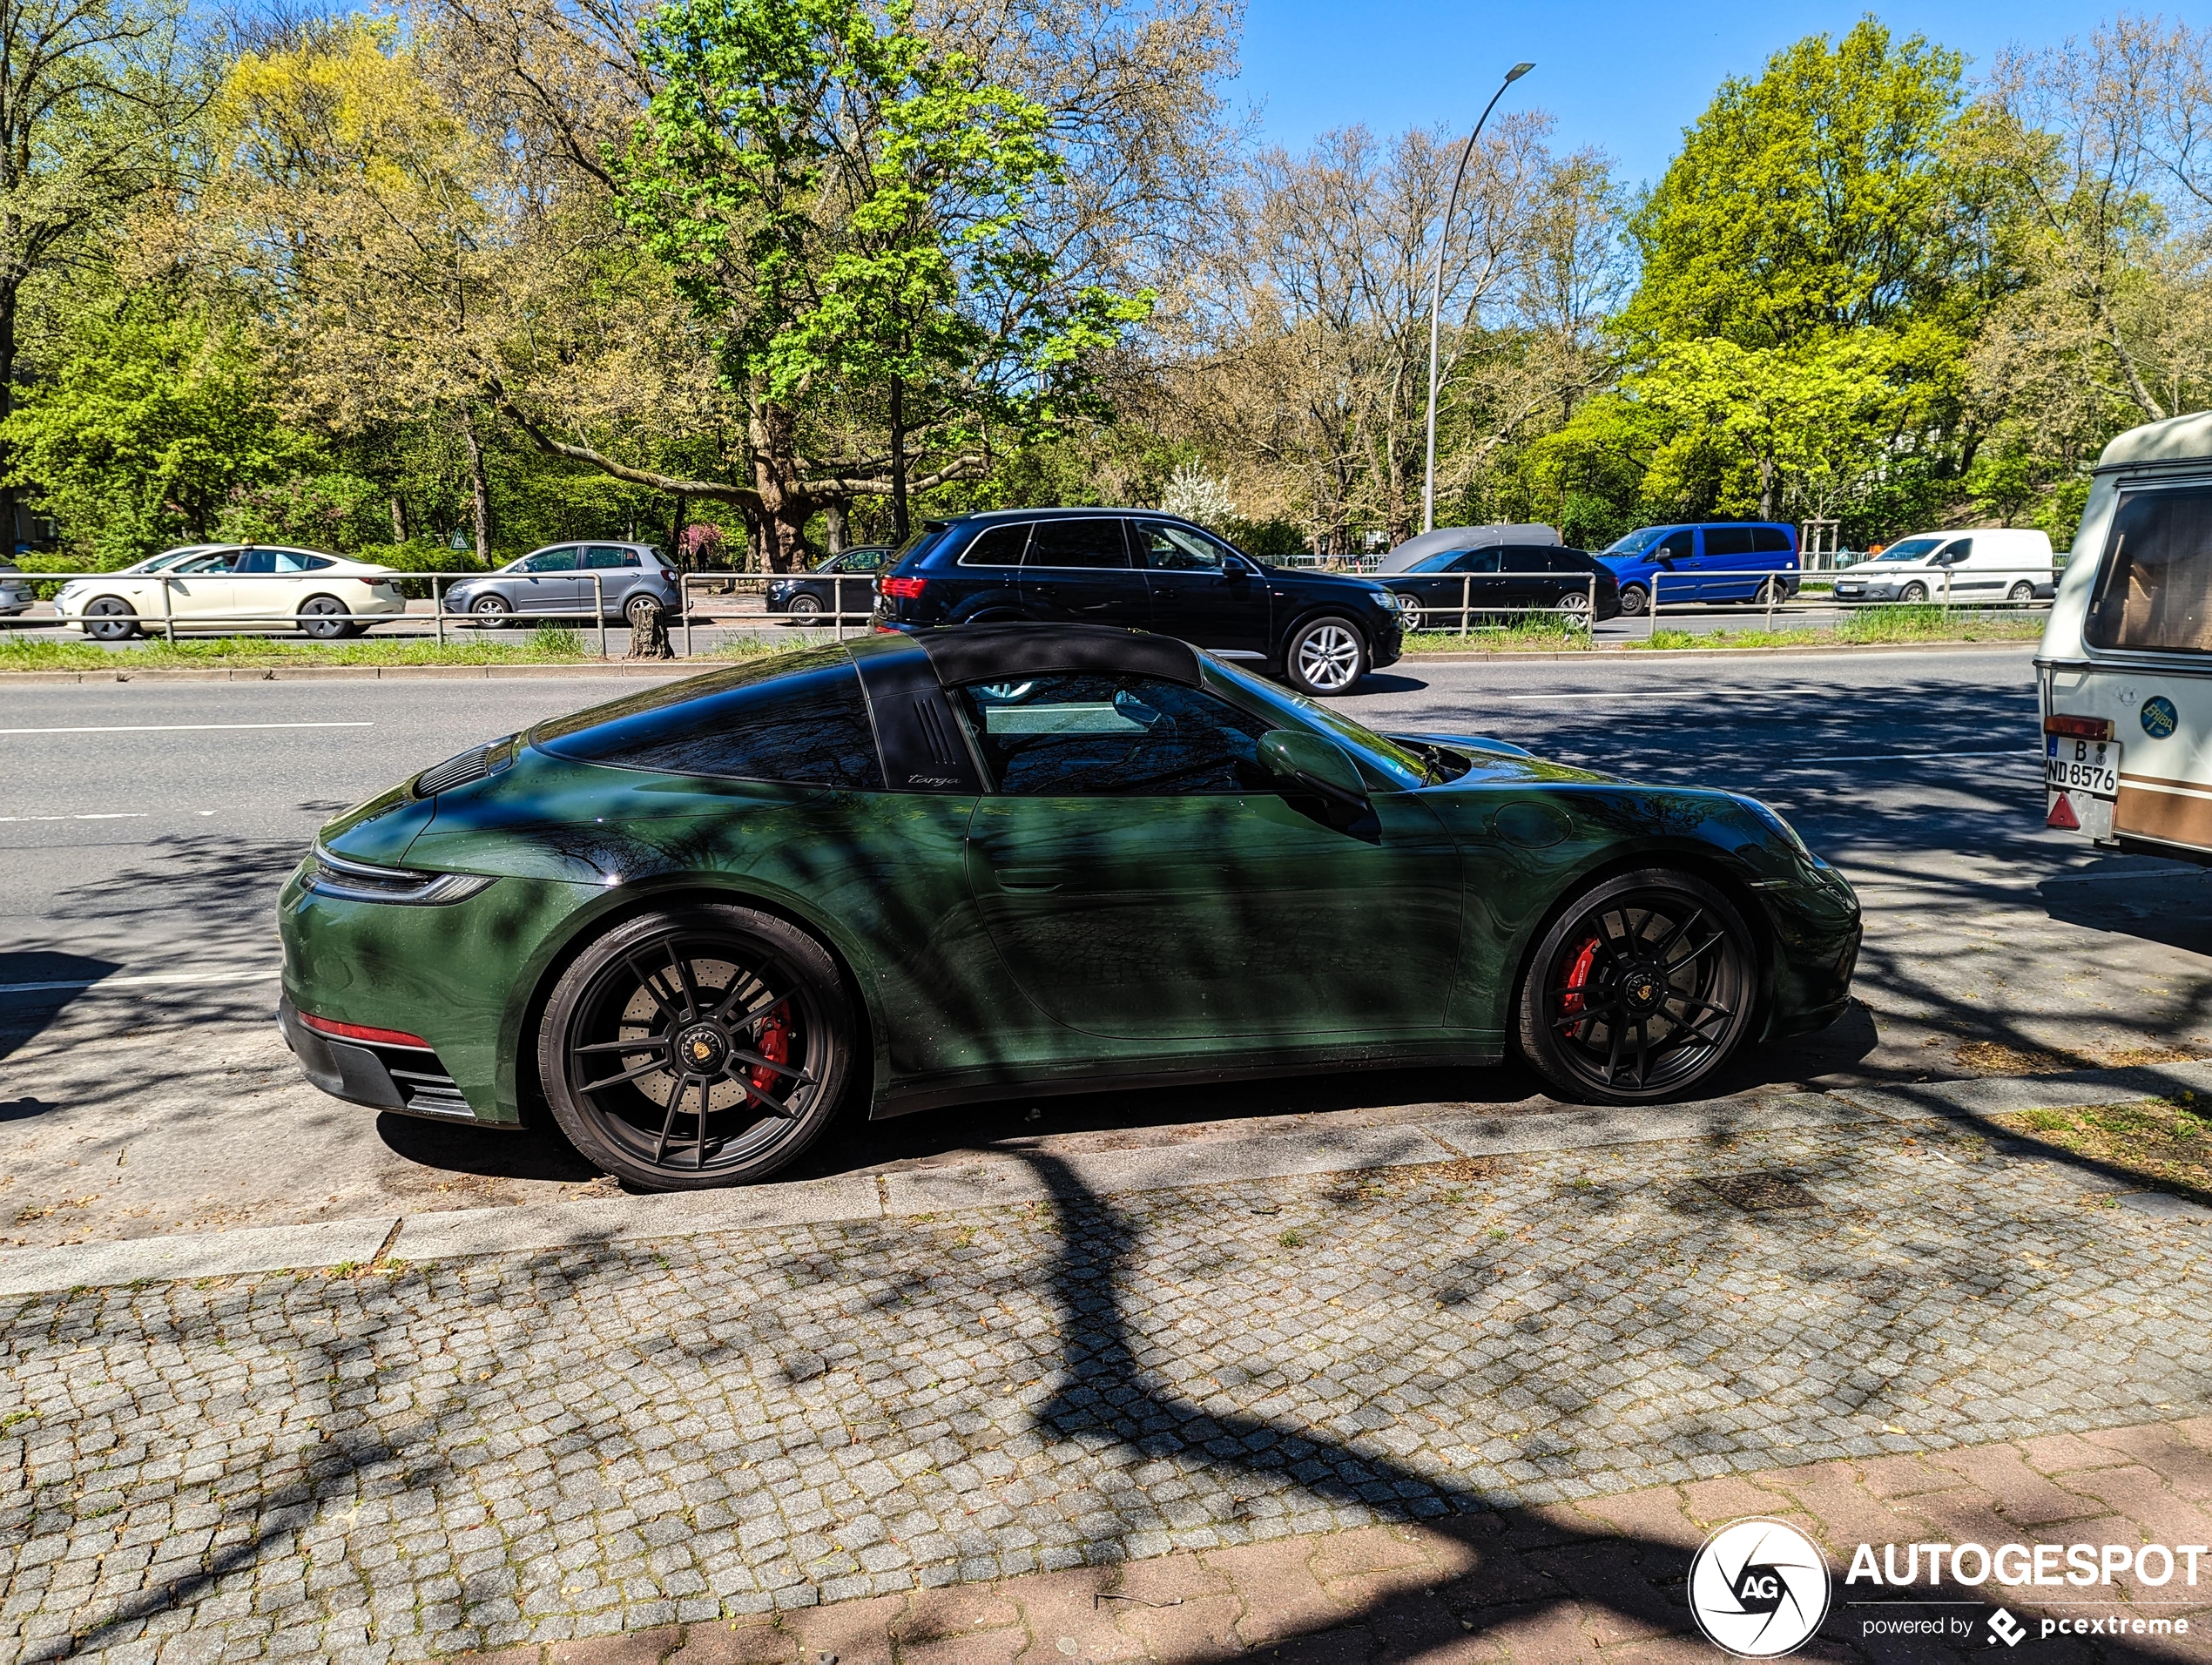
[0,721,374,735]
[0,966,280,995]
[1503,691,1764,700]
[0,812,149,823]
[1791,748,2040,764]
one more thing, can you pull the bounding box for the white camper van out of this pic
[1832,528,2054,603]
[2041,410,2212,859]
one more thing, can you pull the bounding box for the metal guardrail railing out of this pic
[3,562,2060,654]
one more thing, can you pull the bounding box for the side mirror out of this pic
[1258,730,1369,809]
[1218,558,1251,581]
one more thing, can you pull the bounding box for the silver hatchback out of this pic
[0,563,32,617]
[444,543,682,627]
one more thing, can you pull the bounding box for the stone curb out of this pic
[6,1060,2209,1298]
[0,638,2037,684]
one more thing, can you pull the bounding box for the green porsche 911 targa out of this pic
[278,624,1860,1190]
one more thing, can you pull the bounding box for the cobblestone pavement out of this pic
[443,1416,2212,1665]
[5,1116,2212,1662]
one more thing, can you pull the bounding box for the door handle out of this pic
[992,867,1063,892]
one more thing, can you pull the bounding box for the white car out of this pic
[52,545,407,640]
[1831,528,2056,604]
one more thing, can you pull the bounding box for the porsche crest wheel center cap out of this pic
[1622,963,1667,1015]
[674,1022,730,1075]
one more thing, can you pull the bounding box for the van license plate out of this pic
[2047,735,2120,798]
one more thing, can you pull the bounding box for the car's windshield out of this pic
[1603,529,1669,556]
[1874,536,1945,563]
[1204,659,1433,788]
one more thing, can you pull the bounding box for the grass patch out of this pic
[1405,621,1595,653]
[0,624,795,672]
[1621,605,2047,651]
[1636,626,1830,650]
[1994,1095,2212,1205]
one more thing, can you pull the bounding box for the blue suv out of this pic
[1599,522,1800,616]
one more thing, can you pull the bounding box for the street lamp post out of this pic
[1422,61,1534,536]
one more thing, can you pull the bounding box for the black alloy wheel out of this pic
[1517,868,1756,1104]
[299,594,351,640]
[537,904,854,1190]
[83,597,138,641]
[1617,584,1649,617]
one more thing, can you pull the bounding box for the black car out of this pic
[765,546,894,620]
[873,509,1409,695]
[1379,543,1622,631]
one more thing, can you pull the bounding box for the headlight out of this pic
[1731,794,1809,855]
[305,845,498,906]
[1372,590,1410,614]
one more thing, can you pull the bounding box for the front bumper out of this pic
[278,994,484,1123]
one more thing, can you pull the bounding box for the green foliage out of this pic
[349,540,490,574]
[1222,517,1310,561]
[3,294,314,567]
[214,471,388,550]
[1622,20,1980,350]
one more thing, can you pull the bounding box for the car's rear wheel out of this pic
[538,904,854,1190]
[83,597,138,641]
[2007,581,2034,603]
[471,594,512,629]
[1284,616,1369,696]
[1555,590,1593,627]
[1617,584,1649,617]
[299,594,350,639]
[786,591,824,618]
[625,593,663,629]
[1516,868,1756,1105]
[1753,577,1782,605]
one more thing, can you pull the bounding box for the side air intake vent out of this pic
[414,745,492,798]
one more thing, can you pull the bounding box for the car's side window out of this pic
[1939,538,1973,564]
[1656,529,1695,560]
[1448,549,1501,574]
[1702,526,1757,559]
[273,551,332,572]
[955,673,1274,796]
[538,654,885,789]
[959,524,1032,566]
[1752,526,1793,554]
[233,550,278,575]
[583,546,634,570]
[523,548,578,573]
[846,549,885,571]
[1027,519,1130,569]
[1131,520,1234,572]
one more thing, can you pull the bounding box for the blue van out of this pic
[1598,522,1800,615]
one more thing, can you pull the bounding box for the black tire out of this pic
[1283,615,1369,697]
[1900,581,1929,603]
[786,591,825,618]
[1516,868,1757,1105]
[83,597,138,641]
[537,904,855,1190]
[2007,581,2033,603]
[625,593,663,629]
[1753,577,1780,605]
[1617,584,1649,617]
[471,594,513,630]
[299,594,350,640]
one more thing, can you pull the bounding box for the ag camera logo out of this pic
[1689,1519,1832,1656]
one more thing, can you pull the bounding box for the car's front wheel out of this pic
[537,904,855,1190]
[1284,615,1369,697]
[83,597,139,641]
[1617,584,1649,617]
[470,594,512,629]
[786,591,824,618]
[1900,581,1929,603]
[1516,868,1757,1105]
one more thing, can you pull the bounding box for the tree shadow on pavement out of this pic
[0,951,121,1064]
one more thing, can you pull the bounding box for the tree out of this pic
[1622,20,1983,351]
[1,293,312,565]
[0,0,198,547]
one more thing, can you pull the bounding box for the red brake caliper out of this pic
[1560,937,1601,1022]
[747,1001,792,1104]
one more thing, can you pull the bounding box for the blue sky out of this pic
[1237,0,2124,188]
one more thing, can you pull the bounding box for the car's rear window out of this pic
[2087,485,2212,654]
[535,647,885,788]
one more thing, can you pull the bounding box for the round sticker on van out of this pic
[2142,696,2179,738]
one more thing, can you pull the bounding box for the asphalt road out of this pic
[5,645,2209,1247]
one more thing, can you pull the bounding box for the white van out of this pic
[2040,411,2212,857]
[1832,528,2055,603]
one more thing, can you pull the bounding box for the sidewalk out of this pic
[5,1068,2210,1662]
[451,1418,2212,1663]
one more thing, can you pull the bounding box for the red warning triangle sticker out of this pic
[2047,792,2081,830]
